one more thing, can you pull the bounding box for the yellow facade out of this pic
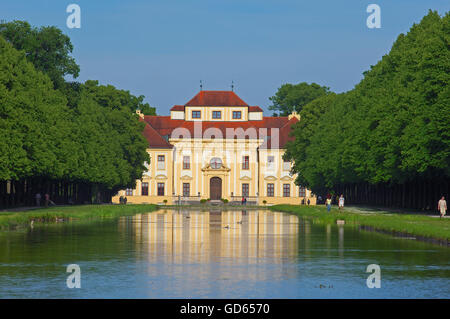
[112,91,315,205]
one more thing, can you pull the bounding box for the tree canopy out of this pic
[0,20,80,88]
[269,82,331,116]
[0,21,156,204]
[284,10,450,195]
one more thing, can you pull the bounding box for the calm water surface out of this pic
[0,209,449,298]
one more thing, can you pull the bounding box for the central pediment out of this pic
[201,163,231,172]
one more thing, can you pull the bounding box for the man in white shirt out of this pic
[338,195,345,211]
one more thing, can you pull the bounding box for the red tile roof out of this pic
[248,106,263,112]
[142,115,297,149]
[170,105,185,111]
[185,91,248,107]
[140,91,297,149]
[260,116,298,149]
[141,118,173,149]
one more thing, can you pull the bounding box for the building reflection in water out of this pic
[120,210,299,264]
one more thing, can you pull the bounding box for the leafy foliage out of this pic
[284,11,450,193]
[0,21,155,195]
[269,82,330,116]
[0,20,80,88]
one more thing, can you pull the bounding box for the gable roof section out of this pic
[170,105,185,111]
[260,116,299,149]
[185,91,248,107]
[248,106,263,112]
[141,118,173,149]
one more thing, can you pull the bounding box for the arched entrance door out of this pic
[210,177,222,200]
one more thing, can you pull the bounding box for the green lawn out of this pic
[270,204,450,242]
[0,204,158,230]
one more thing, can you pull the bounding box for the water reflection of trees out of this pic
[122,210,300,264]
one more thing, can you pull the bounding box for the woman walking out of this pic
[326,196,332,212]
[438,196,447,219]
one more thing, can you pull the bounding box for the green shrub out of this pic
[200,199,207,204]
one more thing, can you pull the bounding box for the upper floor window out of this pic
[157,155,165,170]
[183,156,190,169]
[283,160,291,171]
[232,111,242,119]
[267,156,275,170]
[212,111,221,119]
[126,188,133,196]
[242,156,249,170]
[192,111,201,119]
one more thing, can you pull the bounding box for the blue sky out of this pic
[1,0,449,114]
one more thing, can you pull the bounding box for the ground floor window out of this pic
[141,182,148,196]
[242,183,249,197]
[283,184,290,197]
[157,183,165,196]
[126,188,133,196]
[183,183,190,197]
[299,186,306,197]
[267,183,274,197]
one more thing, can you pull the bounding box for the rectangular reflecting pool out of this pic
[0,209,449,298]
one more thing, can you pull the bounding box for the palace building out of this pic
[113,90,316,205]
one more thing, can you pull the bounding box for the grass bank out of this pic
[270,204,450,244]
[0,204,158,231]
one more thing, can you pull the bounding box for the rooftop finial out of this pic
[200,80,203,91]
[231,80,234,92]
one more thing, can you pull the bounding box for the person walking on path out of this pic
[35,193,41,207]
[438,196,447,219]
[326,196,332,212]
[338,194,345,211]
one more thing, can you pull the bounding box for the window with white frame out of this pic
[267,156,275,170]
[267,183,274,197]
[283,160,291,171]
[183,156,190,169]
[157,155,165,170]
[299,186,306,197]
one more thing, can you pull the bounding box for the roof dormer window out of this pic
[232,111,242,119]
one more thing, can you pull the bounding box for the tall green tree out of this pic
[0,35,76,180]
[269,82,330,116]
[284,10,450,194]
[0,20,80,88]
